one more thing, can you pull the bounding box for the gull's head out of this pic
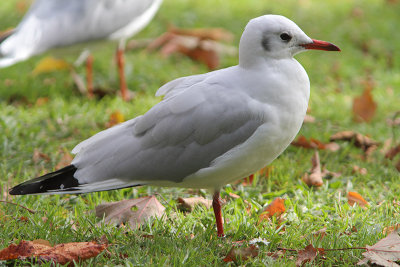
[239,15,340,65]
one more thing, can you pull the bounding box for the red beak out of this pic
[301,39,341,51]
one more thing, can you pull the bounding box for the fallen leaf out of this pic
[223,244,259,263]
[227,192,240,199]
[95,196,165,228]
[303,114,315,123]
[32,56,71,75]
[183,46,219,70]
[296,244,324,267]
[330,131,379,153]
[0,240,107,265]
[259,198,285,222]
[177,197,212,212]
[267,250,286,260]
[358,230,400,266]
[312,227,327,239]
[16,0,31,14]
[321,168,341,180]
[147,27,236,70]
[32,149,51,163]
[291,136,340,152]
[105,111,125,128]
[35,97,49,107]
[347,191,369,207]
[240,174,254,186]
[383,224,400,236]
[353,88,377,123]
[302,151,323,187]
[169,26,234,42]
[55,148,73,170]
[385,144,400,160]
[396,160,400,172]
[387,117,400,127]
[352,165,368,175]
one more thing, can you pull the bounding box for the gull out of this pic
[10,15,340,237]
[0,0,163,101]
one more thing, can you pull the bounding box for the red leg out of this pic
[116,47,129,101]
[212,190,225,237]
[86,54,94,99]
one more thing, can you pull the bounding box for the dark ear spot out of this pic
[261,36,270,51]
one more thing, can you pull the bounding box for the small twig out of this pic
[277,247,367,252]
[0,200,36,214]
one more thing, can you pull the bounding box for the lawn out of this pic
[1,0,400,266]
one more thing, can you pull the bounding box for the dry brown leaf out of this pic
[385,144,400,160]
[312,227,327,239]
[330,131,378,153]
[259,198,285,222]
[35,97,49,107]
[223,244,259,263]
[291,135,340,152]
[358,230,400,266]
[387,117,400,127]
[169,26,234,42]
[303,114,316,123]
[321,168,341,180]
[347,191,369,207]
[32,56,71,75]
[95,196,165,228]
[353,77,377,122]
[32,149,50,163]
[352,165,368,175]
[227,192,240,199]
[0,240,107,265]
[54,148,73,170]
[183,46,219,70]
[302,151,323,187]
[16,0,31,14]
[396,160,400,172]
[239,174,254,186]
[105,111,125,128]
[177,197,212,212]
[383,224,400,236]
[147,27,236,70]
[296,244,324,267]
[267,250,286,260]
[352,87,377,122]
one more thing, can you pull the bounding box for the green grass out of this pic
[1,0,400,266]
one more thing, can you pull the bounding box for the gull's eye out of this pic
[280,33,292,42]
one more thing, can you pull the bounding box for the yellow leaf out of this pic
[105,111,125,128]
[32,57,71,75]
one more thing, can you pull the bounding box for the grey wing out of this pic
[72,81,266,186]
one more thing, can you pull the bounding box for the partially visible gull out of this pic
[0,0,163,100]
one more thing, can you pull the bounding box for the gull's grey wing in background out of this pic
[0,0,162,67]
[71,71,267,188]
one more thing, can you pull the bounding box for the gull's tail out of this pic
[9,165,143,195]
[9,165,80,195]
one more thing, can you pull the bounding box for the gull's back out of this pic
[0,0,162,67]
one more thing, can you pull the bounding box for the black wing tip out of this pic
[9,165,79,195]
